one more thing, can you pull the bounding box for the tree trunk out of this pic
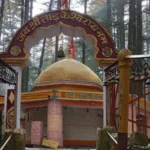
[82,41,86,64]
[68,0,71,9]
[84,0,87,14]
[21,0,30,92]
[147,40,150,54]
[119,0,125,49]
[24,0,29,23]
[82,0,87,64]
[136,0,142,54]
[0,0,5,42]
[116,6,120,49]
[146,1,149,54]
[21,0,24,26]
[128,0,136,53]
[38,0,53,74]
[116,27,120,49]
[55,36,59,62]
[57,0,61,9]
[30,0,33,19]
[8,0,13,37]
[49,0,53,10]
[107,0,112,34]
[38,38,46,75]
[54,0,60,62]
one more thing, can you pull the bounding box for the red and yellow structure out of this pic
[0,57,104,146]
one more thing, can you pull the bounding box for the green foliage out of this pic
[3,129,26,150]
[0,0,22,52]
[98,128,110,149]
[75,37,103,79]
[129,132,148,146]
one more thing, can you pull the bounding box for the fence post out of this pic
[117,49,132,150]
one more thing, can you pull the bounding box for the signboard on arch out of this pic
[1,10,117,63]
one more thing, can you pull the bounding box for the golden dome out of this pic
[35,58,103,86]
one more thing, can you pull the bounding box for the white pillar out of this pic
[14,66,22,129]
[4,66,22,129]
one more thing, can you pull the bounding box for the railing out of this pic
[104,53,150,136]
[106,131,118,145]
[0,134,13,150]
[104,60,118,85]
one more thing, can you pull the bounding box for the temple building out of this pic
[15,56,103,147]
[0,9,118,147]
[1,54,150,147]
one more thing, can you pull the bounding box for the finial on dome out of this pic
[57,46,65,59]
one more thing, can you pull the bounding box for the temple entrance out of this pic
[0,9,117,148]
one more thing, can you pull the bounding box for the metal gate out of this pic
[104,51,150,149]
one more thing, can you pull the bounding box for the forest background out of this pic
[0,0,150,93]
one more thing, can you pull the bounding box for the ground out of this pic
[25,148,96,150]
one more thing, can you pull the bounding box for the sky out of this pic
[32,0,85,17]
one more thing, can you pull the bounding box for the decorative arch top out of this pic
[0,10,117,63]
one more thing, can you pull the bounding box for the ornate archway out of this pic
[1,10,117,65]
[1,10,117,129]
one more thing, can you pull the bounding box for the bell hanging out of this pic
[57,46,65,58]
